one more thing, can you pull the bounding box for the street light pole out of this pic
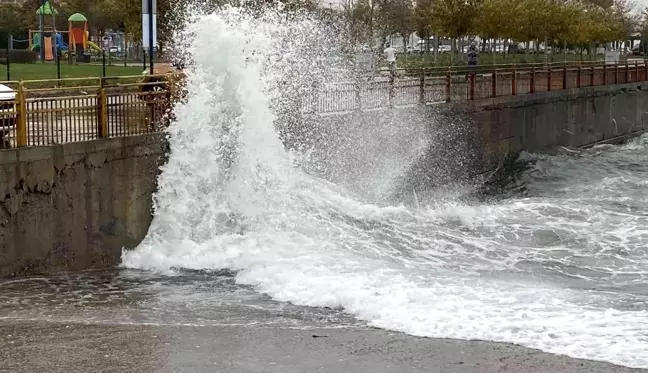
[148,0,154,74]
[142,0,156,74]
[40,0,45,63]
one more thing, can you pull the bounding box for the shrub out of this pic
[0,49,39,64]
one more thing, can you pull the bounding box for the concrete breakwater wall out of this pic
[464,81,648,166]
[0,134,165,277]
[2,82,648,277]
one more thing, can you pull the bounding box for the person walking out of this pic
[384,43,397,77]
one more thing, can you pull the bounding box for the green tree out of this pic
[610,0,640,42]
[348,0,376,45]
[377,0,415,51]
[0,4,25,35]
[429,0,481,52]
[414,0,434,53]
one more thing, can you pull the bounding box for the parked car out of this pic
[0,84,17,149]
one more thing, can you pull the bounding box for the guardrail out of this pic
[304,60,648,114]
[0,74,184,149]
[0,61,645,149]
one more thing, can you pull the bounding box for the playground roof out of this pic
[36,1,57,15]
[67,13,87,22]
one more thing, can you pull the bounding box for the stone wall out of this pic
[457,81,648,167]
[0,134,165,277]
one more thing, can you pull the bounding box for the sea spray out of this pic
[122,8,648,369]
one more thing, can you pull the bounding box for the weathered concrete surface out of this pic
[1,321,645,373]
[0,134,165,277]
[456,81,648,166]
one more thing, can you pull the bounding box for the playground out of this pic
[0,1,143,81]
[28,2,118,63]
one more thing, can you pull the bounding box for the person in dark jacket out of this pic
[466,42,479,80]
[467,43,479,69]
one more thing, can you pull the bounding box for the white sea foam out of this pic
[122,8,648,369]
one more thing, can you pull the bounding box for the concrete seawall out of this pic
[460,81,648,168]
[0,134,165,277]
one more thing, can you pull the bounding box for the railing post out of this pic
[614,63,618,84]
[562,66,567,89]
[491,68,497,98]
[547,67,552,92]
[355,78,362,111]
[530,67,535,94]
[576,66,581,88]
[98,78,108,138]
[388,73,395,108]
[591,66,595,86]
[603,63,608,85]
[511,65,516,96]
[418,69,425,105]
[469,71,475,100]
[635,61,639,82]
[15,82,27,147]
[645,60,648,81]
[625,62,630,83]
[445,68,451,103]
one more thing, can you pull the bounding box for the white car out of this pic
[0,83,17,149]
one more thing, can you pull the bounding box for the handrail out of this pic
[0,62,646,150]
[0,63,644,86]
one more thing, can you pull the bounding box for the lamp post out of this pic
[6,34,10,81]
[142,0,156,74]
[39,0,45,63]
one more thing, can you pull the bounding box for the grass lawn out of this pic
[0,63,145,82]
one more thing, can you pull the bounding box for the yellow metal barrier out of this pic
[16,82,26,147]
[0,74,179,148]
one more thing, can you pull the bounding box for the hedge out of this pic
[0,49,39,64]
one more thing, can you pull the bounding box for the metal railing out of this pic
[0,74,183,149]
[302,60,648,114]
[0,60,646,149]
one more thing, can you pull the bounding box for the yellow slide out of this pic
[87,40,103,53]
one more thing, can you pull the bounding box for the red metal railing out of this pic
[303,60,648,114]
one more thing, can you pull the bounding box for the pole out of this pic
[39,0,45,63]
[102,47,106,77]
[6,35,10,81]
[148,0,154,74]
[52,3,59,80]
[143,0,155,73]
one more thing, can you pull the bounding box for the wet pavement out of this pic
[2,321,646,373]
[0,269,646,373]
